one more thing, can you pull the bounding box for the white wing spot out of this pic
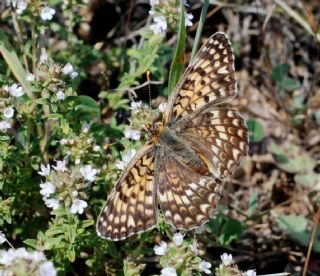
[190,182,198,190]
[186,189,193,197]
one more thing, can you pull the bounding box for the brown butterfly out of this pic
[97,32,248,241]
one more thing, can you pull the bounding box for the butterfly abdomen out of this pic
[159,127,210,175]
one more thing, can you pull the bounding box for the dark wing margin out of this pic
[156,149,222,230]
[163,32,236,127]
[96,145,157,241]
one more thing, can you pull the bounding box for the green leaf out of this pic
[272,63,289,83]
[248,190,258,217]
[294,173,320,187]
[0,30,33,99]
[207,215,244,246]
[280,77,301,91]
[123,260,146,276]
[167,0,186,95]
[190,0,209,60]
[276,215,320,252]
[65,95,100,121]
[23,239,37,249]
[269,142,316,173]
[246,119,264,142]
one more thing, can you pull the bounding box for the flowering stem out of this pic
[67,0,74,51]
[31,16,37,73]
[11,10,29,72]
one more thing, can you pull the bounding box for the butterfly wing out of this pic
[175,108,248,178]
[156,148,222,230]
[96,145,157,241]
[163,32,237,126]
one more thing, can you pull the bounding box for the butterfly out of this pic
[96,32,248,241]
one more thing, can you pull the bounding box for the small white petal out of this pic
[38,163,51,176]
[172,232,184,246]
[26,72,35,82]
[40,181,56,197]
[41,7,56,21]
[3,107,14,119]
[124,127,141,140]
[52,160,67,172]
[81,122,90,133]
[153,241,168,256]
[245,270,257,276]
[9,83,24,97]
[70,199,88,214]
[70,71,78,79]
[160,267,177,276]
[80,165,97,182]
[39,261,57,276]
[0,121,11,132]
[44,198,60,210]
[0,231,6,244]
[158,102,167,113]
[129,101,142,114]
[199,261,211,275]
[56,91,65,100]
[220,253,233,266]
[62,63,74,75]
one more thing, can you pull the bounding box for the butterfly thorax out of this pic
[158,127,210,176]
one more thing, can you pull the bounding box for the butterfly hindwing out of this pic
[164,32,236,126]
[96,145,157,241]
[175,108,248,178]
[156,149,222,230]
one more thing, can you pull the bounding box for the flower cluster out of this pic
[216,253,257,276]
[154,233,212,275]
[149,0,193,34]
[38,160,97,214]
[6,0,56,21]
[0,247,56,276]
[59,122,102,165]
[0,84,23,133]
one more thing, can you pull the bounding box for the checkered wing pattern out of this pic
[96,145,157,241]
[156,150,222,229]
[175,108,248,178]
[163,32,237,126]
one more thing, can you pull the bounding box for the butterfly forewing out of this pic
[156,149,222,229]
[97,145,158,241]
[175,108,248,178]
[163,32,236,126]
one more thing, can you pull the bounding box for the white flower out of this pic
[80,165,97,182]
[149,0,159,6]
[40,7,55,21]
[221,253,233,266]
[52,160,67,172]
[40,181,55,197]
[26,72,35,82]
[81,122,90,133]
[70,199,88,214]
[9,83,24,97]
[158,102,167,113]
[185,13,193,27]
[115,149,136,170]
[56,90,65,100]
[39,261,57,276]
[62,63,74,75]
[59,138,68,145]
[93,145,101,152]
[245,270,256,276]
[160,267,177,276]
[38,163,51,176]
[129,101,142,114]
[153,241,168,256]
[44,198,60,210]
[199,260,211,275]
[0,121,11,132]
[70,71,78,79]
[150,15,167,34]
[190,240,199,255]
[39,51,48,64]
[7,0,28,14]
[0,231,6,244]
[3,107,14,119]
[172,232,183,246]
[124,127,141,140]
[75,158,80,165]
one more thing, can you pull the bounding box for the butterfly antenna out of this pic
[146,70,152,108]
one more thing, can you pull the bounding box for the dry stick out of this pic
[302,205,320,276]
